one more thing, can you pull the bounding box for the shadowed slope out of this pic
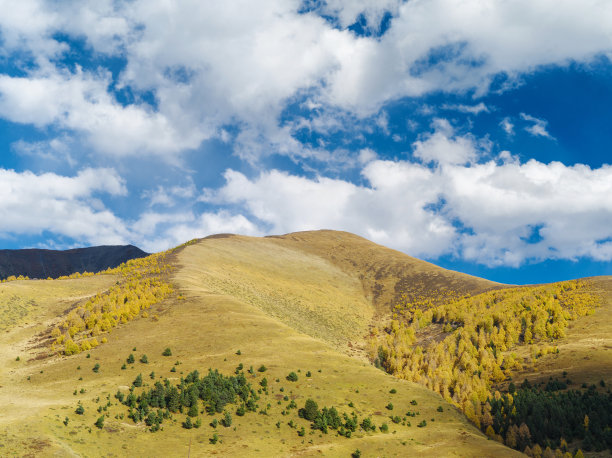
[0,245,148,280]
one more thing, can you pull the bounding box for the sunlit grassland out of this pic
[0,237,518,457]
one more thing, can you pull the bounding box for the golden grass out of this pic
[270,230,500,316]
[0,235,518,457]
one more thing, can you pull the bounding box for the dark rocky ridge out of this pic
[0,245,148,280]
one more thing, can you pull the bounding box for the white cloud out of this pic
[0,69,204,157]
[0,168,128,245]
[313,0,402,31]
[142,184,196,208]
[441,102,489,115]
[520,113,555,139]
[12,136,77,167]
[1,0,611,160]
[500,117,515,136]
[412,119,479,165]
[199,136,612,266]
[131,210,261,253]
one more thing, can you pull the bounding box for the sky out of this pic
[0,0,611,285]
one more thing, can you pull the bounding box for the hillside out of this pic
[0,231,519,457]
[0,230,609,457]
[190,231,499,355]
[0,245,148,280]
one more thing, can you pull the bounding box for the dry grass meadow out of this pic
[2,231,609,457]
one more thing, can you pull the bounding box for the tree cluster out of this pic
[120,369,259,432]
[51,253,173,355]
[486,384,612,453]
[369,279,602,454]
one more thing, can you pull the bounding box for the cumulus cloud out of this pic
[412,119,480,165]
[200,138,612,267]
[0,168,128,245]
[1,0,611,160]
[131,210,261,253]
[0,69,204,157]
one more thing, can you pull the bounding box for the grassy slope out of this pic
[269,230,500,316]
[0,233,519,457]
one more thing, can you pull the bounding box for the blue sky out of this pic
[0,0,611,285]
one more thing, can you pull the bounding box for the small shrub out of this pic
[352,450,362,458]
[95,415,105,429]
[258,365,267,372]
[162,348,172,356]
[386,403,393,410]
[361,417,375,431]
[380,423,389,433]
[210,433,218,444]
[75,404,84,415]
[437,406,444,412]
[417,420,427,428]
[127,354,135,364]
[286,372,298,382]
[140,355,148,364]
[389,388,397,394]
[222,411,232,427]
[133,373,143,387]
[183,417,193,429]
[306,371,312,377]
[235,350,241,355]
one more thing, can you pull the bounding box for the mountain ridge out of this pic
[0,244,148,280]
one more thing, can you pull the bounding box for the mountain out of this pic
[0,230,609,457]
[0,245,148,280]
